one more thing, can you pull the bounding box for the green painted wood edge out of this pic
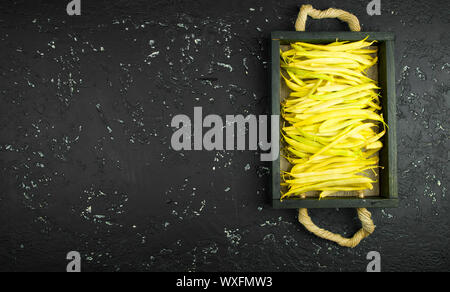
[273,198,399,209]
[271,31,395,42]
[386,40,398,199]
[270,38,281,204]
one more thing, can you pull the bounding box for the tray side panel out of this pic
[271,37,281,206]
[386,39,399,199]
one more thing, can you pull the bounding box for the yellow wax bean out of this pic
[366,141,383,149]
[282,179,374,199]
[293,38,374,52]
[317,84,351,92]
[303,98,345,114]
[285,174,371,185]
[309,83,378,100]
[308,123,376,161]
[294,109,384,127]
[287,166,374,178]
[286,70,306,86]
[290,47,374,65]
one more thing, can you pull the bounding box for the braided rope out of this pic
[298,208,375,248]
[295,4,361,32]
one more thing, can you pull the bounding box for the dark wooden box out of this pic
[271,31,398,209]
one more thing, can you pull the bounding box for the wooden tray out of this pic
[271,31,398,209]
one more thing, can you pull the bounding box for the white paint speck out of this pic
[148,51,160,58]
[217,62,233,72]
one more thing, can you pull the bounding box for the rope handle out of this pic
[298,208,375,248]
[295,4,361,32]
[293,5,373,247]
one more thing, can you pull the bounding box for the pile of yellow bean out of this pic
[280,37,386,200]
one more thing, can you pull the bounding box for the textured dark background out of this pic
[0,0,448,272]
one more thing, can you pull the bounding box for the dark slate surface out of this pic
[0,0,448,272]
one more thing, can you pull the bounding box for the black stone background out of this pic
[0,0,448,272]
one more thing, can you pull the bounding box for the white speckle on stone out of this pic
[216,62,233,72]
[148,51,160,58]
[224,228,241,246]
